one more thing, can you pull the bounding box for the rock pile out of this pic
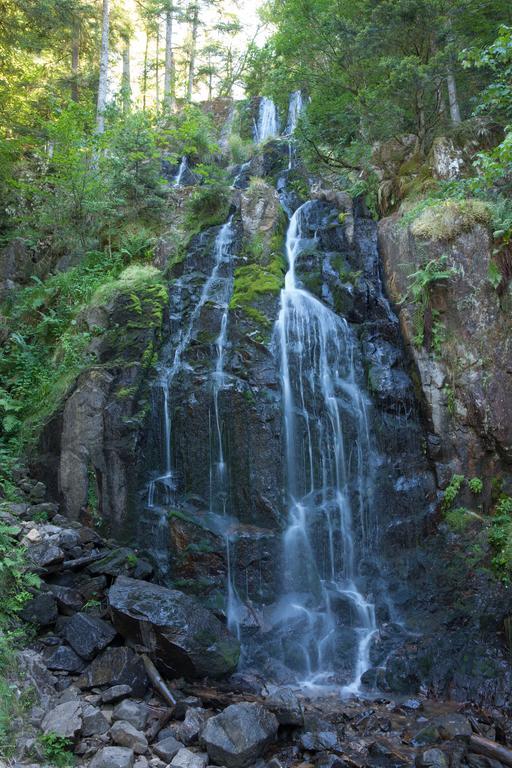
[3,476,512,768]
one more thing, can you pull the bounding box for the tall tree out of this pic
[187,1,200,101]
[96,0,110,133]
[121,34,131,112]
[163,1,174,110]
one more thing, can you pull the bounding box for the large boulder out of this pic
[63,612,117,660]
[76,647,148,697]
[200,702,278,768]
[108,577,240,679]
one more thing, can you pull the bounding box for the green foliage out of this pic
[0,522,39,623]
[185,166,231,233]
[469,477,484,495]
[445,506,475,532]
[0,519,39,755]
[40,732,75,768]
[247,0,511,170]
[401,255,458,351]
[161,104,219,162]
[442,474,465,512]
[488,497,512,583]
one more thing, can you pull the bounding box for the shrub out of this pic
[469,477,484,495]
[442,474,465,512]
[40,732,75,767]
[185,167,231,232]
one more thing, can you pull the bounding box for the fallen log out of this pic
[182,684,262,709]
[61,551,109,570]
[469,735,512,767]
[142,654,177,709]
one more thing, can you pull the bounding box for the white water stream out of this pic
[275,201,378,693]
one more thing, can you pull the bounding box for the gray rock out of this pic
[300,731,339,751]
[82,704,110,737]
[101,685,133,704]
[412,725,441,747]
[17,649,57,706]
[112,700,149,730]
[170,708,210,745]
[45,644,86,673]
[48,584,84,614]
[200,702,278,768]
[152,736,184,762]
[41,701,82,738]
[111,721,148,754]
[28,502,59,520]
[108,577,240,680]
[416,748,449,768]
[435,713,472,740]
[170,748,208,768]
[174,696,202,720]
[27,542,64,568]
[59,685,81,703]
[76,647,148,697]
[134,758,149,768]
[20,593,58,626]
[64,612,117,660]
[90,746,135,768]
[265,688,303,726]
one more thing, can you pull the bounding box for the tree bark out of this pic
[163,2,174,112]
[71,17,80,102]
[122,38,131,113]
[96,0,110,133]
[155,21,160,111]
[447,66,461,124]
[187,2,200,102]
[142,30,149,111]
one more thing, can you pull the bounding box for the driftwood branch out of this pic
[469,735,512,767]
[142,654,177,708]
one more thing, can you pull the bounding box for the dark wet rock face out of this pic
[108,576,240,679]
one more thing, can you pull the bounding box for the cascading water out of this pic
[285,90,305,135]
[273,200,378,692]
[207,221,244,639]
[254,97,279,143]
[173,156,188,187]
[141,216,236,578]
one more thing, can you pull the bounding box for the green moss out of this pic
[116,386,137,400]
[409,199,491,241]
[229,255,285,323]
[445,506,480,532]
[217,639,240,669]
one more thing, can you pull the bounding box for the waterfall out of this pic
[143,217,235,577]
[207,220,244,638]
[173,156,188,187]
[285,90,305,135]
[254,97,279,143]
[274,201,378,693]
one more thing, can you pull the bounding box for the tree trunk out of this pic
[143,31,149,111]
[187,2,199,102]
[155,21,160,111]
[122,38,131,113]
[447,66,461,124]
[71,18,80,102]
[163,2,174,112]
[96,0,109,133]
